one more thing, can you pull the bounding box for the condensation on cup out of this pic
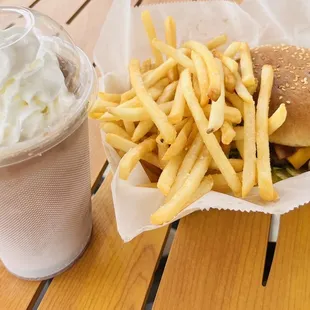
[0,6,97,280]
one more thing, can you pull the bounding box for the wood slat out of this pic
[154,210,271,310]
[262,203,310,309]
[0,0,35,6]
[38,174,169,309]
[32,0,85,24]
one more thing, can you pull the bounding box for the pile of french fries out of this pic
[89,11,288,225]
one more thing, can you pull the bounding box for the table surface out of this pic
[1,0,310,309]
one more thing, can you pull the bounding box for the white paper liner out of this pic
[94,0,310,241]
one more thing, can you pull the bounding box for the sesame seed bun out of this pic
[252,45,310,147]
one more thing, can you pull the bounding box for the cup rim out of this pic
[0,6,35,50]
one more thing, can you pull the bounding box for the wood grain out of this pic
[154,210,271,310]
[262,203,310,309]
[38,174,170,309]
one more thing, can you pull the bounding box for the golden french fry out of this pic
[89,112,104,119]
[123,121,135,136]
[173,118,189,133]
[98,92,121,103]
[100,112,120,122]
[137,183,158,188]
[183,41,221,101]
[233,126,244,141]
[166,134,204,200]
[141,58,152,74]
[105,133,160,168]
[221,121,236,145]
[225,92,244,117]
[141,11,163,66]
[224,42,241,58]
[247,78,258,95]
[157,153,184,196]
[211,172,243,193]
[152,39,196,73]
[101,122,131,140]
[235,139,244,159]
[213,50,239,73]
[157,81,178,104]
[223,65,236,93]
[234,72,254,105]
[207,59,225,133]
[151,147,212,224]
[186,124,198,147]
[168,80,186,124]
[129,59,176,144]
[221,143,231,157]
[192,74,201,102]
[240,42,256,88]
[206,34,227,50]
[165,16,179,81]
[242,87,256,198]
[158,142,169,168]
[203,104,242,124]
[119,136,157,180]
[191,51,209,106]
[186,175,214,206]
[256,65,276,201]
[132,120,154,142]
[210,158,243,173]
[269,103,287,135]
[90,99,118,114]
[107,107,150,121]
[162,118,194,161]
[180,69,242,196]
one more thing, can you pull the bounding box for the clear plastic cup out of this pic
[0,6,97,280]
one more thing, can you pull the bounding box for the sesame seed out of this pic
[286,101,291,104]
[295,82,298,86]
[291,86,296,89]
[279,96,283,100]
[293,76,298,82]
[286,83,290,87]
[302,86,307,89]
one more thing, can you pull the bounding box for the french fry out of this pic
[100,112,120,122]
[137,183,158,188]
[240,42,256,88]
[162,118,194,161]
[141,58,152,74]
[119,136,157,180]
[224,42,241,58]
[98,92,121,103]
[213,50,239,73]
[157,80,178,103]
[174,118,189,132]
[151,147,212,224]
[234,72,254,105]
[168,80,186,124]
[247,78,258,95]
[90,99,118,114]
[152,39,196,73]
[141,11,163,66]
[242,86,256,198]
[157,153,184,195]
[191,51,209,106]
[165,16,179,81]
[123,121,135,136]
[269,103,287,135]
[225,91,244,117]
[192,74,201,102]
[235,139,244,159]
[180,69,242,196]
[129,59,176,144]
[166,134,204,200]
[186,124,198,147]
[256,65,276,201]
[233,126,244,141]
[207,59,225,133]
[105,133,160,168]
[221,121,236,145]
[203,104,242,124]
[210,158,243,173]
[132,120,154,142]
[158,142,169,168]
[206,34,227,50]
[183,41,221,101]
[101,122,131,140]
[223,65,236,93]
[221,143,231,157]
[186,175,214,206]
[211,172,243,193]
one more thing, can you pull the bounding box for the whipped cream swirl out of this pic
[0,28,75,146]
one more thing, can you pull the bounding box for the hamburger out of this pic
[251,45,310,181]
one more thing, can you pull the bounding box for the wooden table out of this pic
[1,0,310,309]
